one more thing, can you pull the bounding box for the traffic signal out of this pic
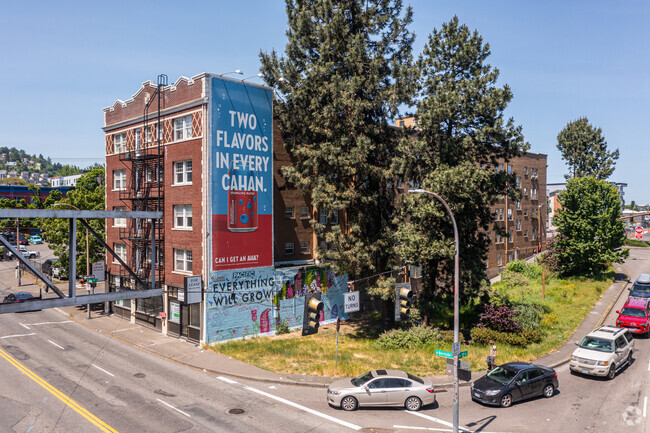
[399,286,413,320]
[302,293,324,336]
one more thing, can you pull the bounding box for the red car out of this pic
[616,298,650,335]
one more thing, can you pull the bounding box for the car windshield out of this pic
[579,336,614,352]
[621,307,647,317]
[351,371,374,387]
[633,284,650,293]
[486,366,518,384]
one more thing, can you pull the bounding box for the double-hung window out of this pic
[174,249,193,273]
[319,209,328,224]
[301,242,310,254]
[285,206,294,219]
[300,206,310,219]
[113,206,126,227]
[284,243,295,255]
[174,115,192,141]
[114,243,127,263]
[174,160,192,185]
[113,169,126,190]
[173,205,192,229]
[114,133,126,153]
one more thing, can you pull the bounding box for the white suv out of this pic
[569,326,634,380]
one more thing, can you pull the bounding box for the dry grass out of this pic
[208,271,615,378]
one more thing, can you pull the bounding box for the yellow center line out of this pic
[0,347,119,433]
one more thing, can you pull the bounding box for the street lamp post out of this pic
[409,189,460,433]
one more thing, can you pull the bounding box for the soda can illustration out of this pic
[228,169,258,232]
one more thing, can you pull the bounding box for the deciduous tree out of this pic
[551,176,628,276]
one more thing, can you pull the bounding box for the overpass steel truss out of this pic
[0,209,162,313]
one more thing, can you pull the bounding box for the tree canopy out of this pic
[259,0,416,277]
[556,117,619,181]
[551,176,628,276]
[392,17,528,322]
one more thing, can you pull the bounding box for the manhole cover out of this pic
[229,408,245,415]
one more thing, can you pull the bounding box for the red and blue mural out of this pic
[211,77,273,271]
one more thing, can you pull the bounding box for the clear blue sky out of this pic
[1,1,648,203]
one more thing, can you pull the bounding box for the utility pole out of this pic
[16,217,21,286]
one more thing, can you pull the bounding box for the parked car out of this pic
[2,291,39,303]
[19,237,29,245]
[327,369,435,411]
[616,298,650,335]
[29,235,43,244]
[629,273,650,299]
[7,246,40,259]
[569,325,634,379]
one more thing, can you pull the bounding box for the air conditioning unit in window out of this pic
[531,175,538,180]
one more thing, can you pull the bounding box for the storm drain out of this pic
[229,408,245,415]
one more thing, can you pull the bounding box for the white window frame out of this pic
[134,128,141,149]
[114,133,126,154]
[174,160,192,185]
[300,206,310,219]
[516,176,521,188]
[173,204,192,229]
[113,206,126,227]
[174,249,193,273]
[319,209,328,224]
[516,200,521,210]
[507,208,513,221]
[114,243,127,263]
[284,242,295,255]
[113,169,126,191]
[516,219,522,231]
[285,206,294,219]
[300,241,310,254]
[174,115,192,141]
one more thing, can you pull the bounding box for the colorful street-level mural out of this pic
[206,266,348,343]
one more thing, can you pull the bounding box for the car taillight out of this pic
[552,372,557,378]
[426,387,435,393]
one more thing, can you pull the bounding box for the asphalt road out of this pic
[1,243,650,432]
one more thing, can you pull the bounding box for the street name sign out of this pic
[458,350,468,358]
[435,349,453,358]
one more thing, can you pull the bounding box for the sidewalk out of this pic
[10,261,632,390]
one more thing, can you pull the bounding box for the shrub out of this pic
[470,327,542,347]
[512,303,545,331]
[501,271,530,290]
[541,313,559,328]
[439,330,466,344]
[375,326,442,350]
[275,319,290,335]
[477,303,522,333]
[506,260,544,280]
[506,260,527,274]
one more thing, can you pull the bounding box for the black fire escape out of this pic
[118,74,167,289]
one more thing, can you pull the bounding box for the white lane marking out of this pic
[217,376,239,385]
[0,333,36,339]
[92,364,115,377]
[19,323,30,330]
[404,411,475,433]
[644,396,647,418]
[47,340,65,350]
[156,398,191,417]
[24,320,72,326]
[647,359,650,371]
[394,426,452,432]
[244,386,362,431]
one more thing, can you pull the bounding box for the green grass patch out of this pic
[625,238,650,247]
[208,269,615,377]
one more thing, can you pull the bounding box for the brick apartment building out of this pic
[103,73,545,343]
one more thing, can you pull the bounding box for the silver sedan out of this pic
[326,369,436,411]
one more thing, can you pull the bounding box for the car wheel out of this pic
[543,384,554,398]
[499,393,513,408]
[627,352,632,366]
[607,365,616,380]
[405,396,422,411]
[341,396,358,411]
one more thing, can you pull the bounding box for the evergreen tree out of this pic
[260,0,416,276]
[393,17,528,323]
[557,117,619,180]
[551,176,628,276]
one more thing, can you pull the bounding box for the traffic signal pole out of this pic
[409,189,460,433]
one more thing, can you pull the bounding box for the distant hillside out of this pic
[0,147,67,176]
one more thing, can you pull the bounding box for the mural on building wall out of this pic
[211,77,273,271]
[206,266,348,343]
